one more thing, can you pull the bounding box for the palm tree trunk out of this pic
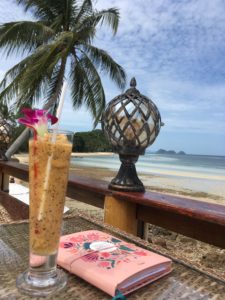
[5,127,30,160]
[5,59,67,160]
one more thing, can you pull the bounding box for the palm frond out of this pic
[73,26,96,45]
[74,50,106,126]
[70,50,106,126]
[96,8,120,35]
[17,0,74,31]
[15,29,76,107]
[80,44,126,89]
[21,31,73,79]
[0,56,31,104]
[15,52,63,107]
[49,14,64,31]
[70,54,105,122]
[63,0,74,31]
[44,63,66,112]
[70,54,91,109]
[0,21,54,56]
[17,0,64,22]
[76,8,120,35]
[73,0,93,25]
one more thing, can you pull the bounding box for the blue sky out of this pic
[0,0,225,155]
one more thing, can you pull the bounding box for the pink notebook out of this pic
[57,230,172,297]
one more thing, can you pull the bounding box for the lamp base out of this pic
[109,154,145,192]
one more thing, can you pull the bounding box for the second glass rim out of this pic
[48,129,74,136]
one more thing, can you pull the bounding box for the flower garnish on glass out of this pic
[18,108,58,138]
[16,108,73,297]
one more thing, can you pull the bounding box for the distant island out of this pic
[156,149,186,155]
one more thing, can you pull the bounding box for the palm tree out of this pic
[0,0,126,159]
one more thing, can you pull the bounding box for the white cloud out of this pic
[0,0,33,23]
[145,77,225,133]
[95,0,225,82]
[0,0,225,154]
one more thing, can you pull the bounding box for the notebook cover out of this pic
[57,230,172,296]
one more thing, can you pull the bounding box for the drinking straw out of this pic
[52,81,68,141]
[37,81,67,221]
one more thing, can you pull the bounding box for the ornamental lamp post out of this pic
[0,120,13,160]
[102,78,164,192]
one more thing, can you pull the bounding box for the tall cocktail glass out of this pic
[17,130,73,296]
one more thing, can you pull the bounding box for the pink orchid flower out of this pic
[18,108,58,137]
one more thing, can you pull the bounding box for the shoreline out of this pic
[14,152,114,162]
[71,152,114,157]
[13,153,225,206]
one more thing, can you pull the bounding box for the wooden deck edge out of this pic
[0,161,225,248]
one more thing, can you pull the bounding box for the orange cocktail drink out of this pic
[17,126,73,297]
[29,132,72,255]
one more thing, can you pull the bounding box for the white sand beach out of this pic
[13,152,225,206]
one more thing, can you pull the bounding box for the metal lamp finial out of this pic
[130,77,137,88]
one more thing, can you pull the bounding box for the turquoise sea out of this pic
[71,153,225,178]
[71,154,225,202]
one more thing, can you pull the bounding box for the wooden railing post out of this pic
[2,174,9,193]
[0,166,9,192]
[0,168,3,191]
[104,195,138,235]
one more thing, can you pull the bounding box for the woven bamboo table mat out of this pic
[0,214,225,300]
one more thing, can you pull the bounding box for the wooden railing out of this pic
[0,160,225,248]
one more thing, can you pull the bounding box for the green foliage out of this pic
[0,0,126,126]
[0,104,28,155]
[0,103,18,125]
[73,129,112,152]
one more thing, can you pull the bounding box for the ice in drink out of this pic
[29,133,72,255]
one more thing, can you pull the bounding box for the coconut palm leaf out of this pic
[71,50,106,125]
[0,21,54,56]
[80,44,126,89]
[95,8,120,34]
[0,56,32,104]
[73,0,92,24]
[45,63,66,113]
[71,56,96,114]
[71,54,106,120]
[17,0,64,21]
[74,8,120,35]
